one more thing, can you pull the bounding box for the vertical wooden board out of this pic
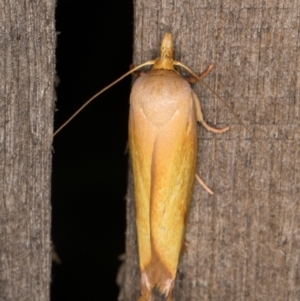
[124,0,300,300]
[0,0,55,300]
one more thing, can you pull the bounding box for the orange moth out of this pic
[129,33,228,301]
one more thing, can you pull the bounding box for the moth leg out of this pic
[184,63,214,83]
[192,92,229,133]
[195,173,214,195]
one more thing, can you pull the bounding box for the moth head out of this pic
[160,33,173,59]
[152,33,175,71]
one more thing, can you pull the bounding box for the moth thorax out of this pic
[151,57,175,71]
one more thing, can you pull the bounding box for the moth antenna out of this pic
[174,61,272,158]
[44,60,155,148]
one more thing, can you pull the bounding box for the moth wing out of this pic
[129,71,198,294]
[129,96,156,272]
[150,91,198,278]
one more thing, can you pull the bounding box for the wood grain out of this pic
[0,1,55,300]
[121,1,300,300]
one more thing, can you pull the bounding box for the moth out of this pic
[129,33,228,301]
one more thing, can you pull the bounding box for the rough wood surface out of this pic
[0,1,55,300]
[122,1,300,300]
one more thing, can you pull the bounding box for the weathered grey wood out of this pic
[0,0,55,300]
[122,0,300,300]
